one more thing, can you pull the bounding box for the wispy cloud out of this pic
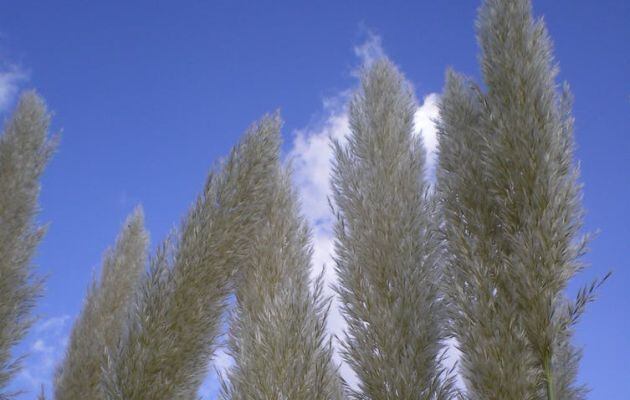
[352,32,386,72]
[0,65,27,113]
[12,315,71,399]
[34,315,70,334]
[414,92,441,180]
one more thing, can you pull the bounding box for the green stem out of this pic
[544,358,555,400]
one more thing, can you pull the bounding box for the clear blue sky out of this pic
[1,1,628,399]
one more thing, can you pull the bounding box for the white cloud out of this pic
[414,93,441,181]
[35,315,70,334]
[353,32,386,71]
[0,66,27,112]
[12,315,71,399]
[288,98,350,227]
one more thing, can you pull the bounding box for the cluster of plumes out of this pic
[99,116,289,400]
[0,1,606,400]
[58,115,343,400]
[437,0,607,399]
[0,92,56,399]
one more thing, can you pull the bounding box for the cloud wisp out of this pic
[0,65,27,113]
[11,315,71,398]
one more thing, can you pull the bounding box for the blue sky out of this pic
[1,0,628,399]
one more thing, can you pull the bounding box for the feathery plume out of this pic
[438,1,607,398]
[332,59,454,399]
[437,70,539,399]
[0,92,56,397]
[55,207,148,400]
[221,149,343,399]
